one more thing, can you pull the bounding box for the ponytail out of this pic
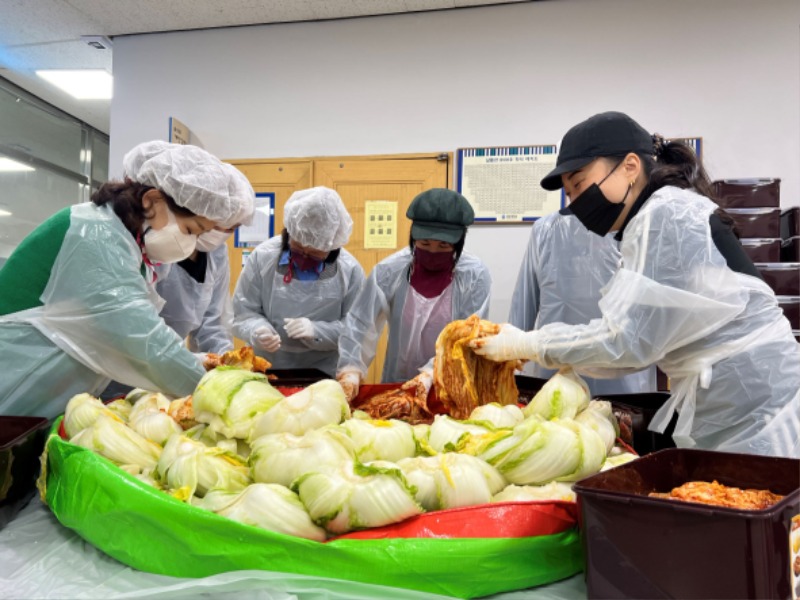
[643,135,739,237]
[648,135,716,199]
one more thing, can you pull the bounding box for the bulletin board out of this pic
[234,192,274,248]
[456,145,563,223]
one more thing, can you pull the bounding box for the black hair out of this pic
[408,231,466,262]
[604,138,740,237]
[91,180,192,238]
[280,228,340,264]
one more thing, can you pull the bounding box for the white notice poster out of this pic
[236,192,273,246]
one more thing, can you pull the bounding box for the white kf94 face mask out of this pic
[195,228,231,252]
[143,208,197,263]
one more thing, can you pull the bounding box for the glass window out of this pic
[0,77,109,259]
[0,85,85,174]
[91,133,110,186]
[0,168,84,259]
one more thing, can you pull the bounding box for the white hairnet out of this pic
[283,186,353,252]
[122,141,171,180]
[123,142,255,228]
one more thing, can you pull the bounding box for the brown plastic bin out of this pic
[573,448,800,599]
[0,416,50,529]
[740,238,781,263]
[778,296,800,329]
[727,208,782,238]
[756,263,800,296]
[713,178,780,208]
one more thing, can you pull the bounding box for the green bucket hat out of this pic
[406,188,475,244]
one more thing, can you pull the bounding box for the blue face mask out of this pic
[569,160,631,236]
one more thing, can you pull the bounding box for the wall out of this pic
[110,0,800,323]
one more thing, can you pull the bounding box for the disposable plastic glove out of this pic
[252,325,281,353]
[469,324,541,363]
[401,369,433,402]
[336,370,362,403]
[284,317,315,340]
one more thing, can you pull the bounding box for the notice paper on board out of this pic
[457,146,562,222]
[236,193,273,245]
[364,200,398,249]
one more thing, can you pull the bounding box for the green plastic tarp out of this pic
[41,419,582,599]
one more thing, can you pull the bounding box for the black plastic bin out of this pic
[783,236,800,262]
[782,207,800,240]
[574,448,800,600]
[0,416,50,529]
[514,374,549,405]
[267,368,331,387]
[594,393,675,455]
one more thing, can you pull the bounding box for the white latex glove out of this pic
[336,370,362,403]
[252,325,281,353]
[284,317,315,340]
[469,324,541,363]
[401,369,433,401]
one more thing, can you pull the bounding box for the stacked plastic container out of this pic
[713,179,800,343]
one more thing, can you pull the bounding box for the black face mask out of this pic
[569,161,632,236]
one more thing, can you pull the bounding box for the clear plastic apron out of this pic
[264,268,347,375]
[394,284,453,382]
[652,320,800,455]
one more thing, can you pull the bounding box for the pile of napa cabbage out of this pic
[63,367,634,540]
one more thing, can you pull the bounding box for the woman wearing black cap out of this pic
[336,188,491,401]
[473,111,799,458]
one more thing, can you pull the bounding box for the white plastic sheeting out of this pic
[0,499,586,600]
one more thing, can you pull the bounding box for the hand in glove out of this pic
[401,369,433,403]
[469,324,541,363]
[284,317,315,340]
[252,325,281,353]
[337,370,362,403]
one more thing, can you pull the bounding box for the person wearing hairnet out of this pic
[0,141,255,419]
[155,238,235,356]
[510,209,657,395]
[473,111,799,458]
[336,188,492,402]
[232,186,365,376]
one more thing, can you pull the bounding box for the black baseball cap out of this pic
[407,188,474,244]
[541,111,654,191]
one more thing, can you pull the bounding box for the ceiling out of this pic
[0,0,532,133]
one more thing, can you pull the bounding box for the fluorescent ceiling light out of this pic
[36,69,113,100]
[0,209,12,217]
[0,157,35,172]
